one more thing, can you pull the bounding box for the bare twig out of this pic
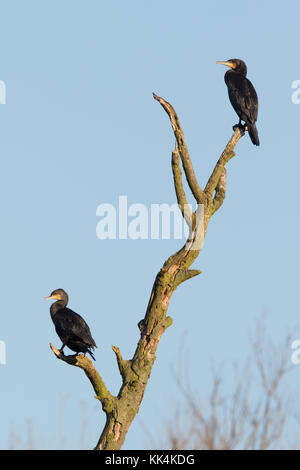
[163,327,294,450]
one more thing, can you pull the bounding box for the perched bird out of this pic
[217,59,260,146]
[45,288,97,360]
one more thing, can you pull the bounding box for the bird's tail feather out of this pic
[248,123,260,146]
[88,349,96,361]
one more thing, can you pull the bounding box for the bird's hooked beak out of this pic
[216,60,236,69]
[45,294,62,301]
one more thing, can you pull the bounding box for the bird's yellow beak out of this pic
[216,60,236,69]
[45,294,61,301]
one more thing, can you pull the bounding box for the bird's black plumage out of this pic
[46,288,97,360]
[217,59,260,146]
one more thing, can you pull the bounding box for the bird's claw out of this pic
[233,123,246,135]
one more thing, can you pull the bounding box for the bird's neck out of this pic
[50,300,67,316]
[226,68,247,78]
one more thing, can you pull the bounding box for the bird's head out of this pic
[216,59,247,76]
[45,288,68,303]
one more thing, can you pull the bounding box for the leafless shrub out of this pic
[162,323,297,450]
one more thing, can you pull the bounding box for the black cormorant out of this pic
[45,288,97,360]
[217,59,260,146]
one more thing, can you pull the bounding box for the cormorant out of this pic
[217,59,260,146]
[45,288,97,360]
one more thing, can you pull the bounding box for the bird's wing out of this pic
[226,74,258,123]
[55,308,97,348]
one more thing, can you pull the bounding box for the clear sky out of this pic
[1,0,300,449]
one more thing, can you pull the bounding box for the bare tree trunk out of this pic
[50,93,244,450]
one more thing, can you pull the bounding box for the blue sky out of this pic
[1,0,300,449]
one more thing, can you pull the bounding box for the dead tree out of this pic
[50,93,244,450]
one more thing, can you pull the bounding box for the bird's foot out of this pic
[233,123,246,135]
